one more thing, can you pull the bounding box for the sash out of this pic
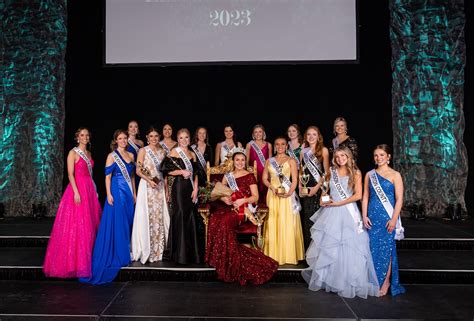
[332,137,339,150]
[73,147,97,192]
[368,170,405,240]
[249,140,267,168]
[287,145,300,167]
[176,147,194,190]
[303,148,322,183]
[160,141,170,155]
[222,141,231,154]
[112,151,133,195]
[145,146,163,180]
[330,167,363,234]
[269,158,301,213]
[128,138,140,154]
[224,172,239,192]
[191,144,207,170]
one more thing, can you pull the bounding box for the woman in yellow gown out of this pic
[262,137,305,265]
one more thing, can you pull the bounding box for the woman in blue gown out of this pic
[79,130,136,284]
[302,147,379,299]
[362,144,405,296]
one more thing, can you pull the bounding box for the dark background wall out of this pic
[64,0,473,214]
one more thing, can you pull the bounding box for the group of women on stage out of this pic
[43,118,405,298]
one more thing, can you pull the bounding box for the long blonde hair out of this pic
[332,146,358,191]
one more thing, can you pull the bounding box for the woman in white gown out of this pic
[302,147,379,299]
[131,127,170,263]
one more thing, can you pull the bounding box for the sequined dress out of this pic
[299,155,321,250]
[367,172,406,296]
[43,157,101,278]
[206,173,278,285]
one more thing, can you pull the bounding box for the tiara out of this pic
[231,147,246,155]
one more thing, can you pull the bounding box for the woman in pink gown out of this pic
[246,124,272,202]
[43,128,101,278]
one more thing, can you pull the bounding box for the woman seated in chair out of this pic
[205,148,278,285]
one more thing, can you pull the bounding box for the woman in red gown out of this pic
[205,149,278,285]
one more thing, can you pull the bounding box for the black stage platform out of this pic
[0,217,473,320]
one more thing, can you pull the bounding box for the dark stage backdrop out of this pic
[62,0,472,216]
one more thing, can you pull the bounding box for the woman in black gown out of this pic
[160,128,201,264]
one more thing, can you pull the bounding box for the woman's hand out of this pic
[386,219,397,233]
[191,189,198,203]
[233,198,246,209]
[221,196,233,205]
[74,192,81,205]
[149,180,158,189]
[107,194,114,206]
[279,192,291,198]
[181,170,192,179]
[270,186,278,195]
[308,185,319,197]
[363,216,372,229]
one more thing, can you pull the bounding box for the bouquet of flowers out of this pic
[209,182,258,225]
[198,182,215,204]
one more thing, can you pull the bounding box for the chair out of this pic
[197,158,269,250]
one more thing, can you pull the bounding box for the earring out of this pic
[387,160,390,165]
[263,132,267,140]
[252,134,256,140]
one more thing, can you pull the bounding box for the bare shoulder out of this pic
[322,147,329,155]
[169,148,178,158]
[127,151,135,159]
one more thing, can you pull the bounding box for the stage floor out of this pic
[0,217,473,320]
[1,281,474,320]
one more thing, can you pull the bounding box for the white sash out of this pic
[145,146,163,180]
[331,167,363,234]
[287,145,300,167]
[191,144,207,170]
[176,147,194,190]
[73,147,97,192]
[160,141,170,155]
[128,138,140,154]
[368,170,405,240]
[269,158,301,213]
[224,172,239,192]
[222,141,231,154]
[112,151,133,195]
[249,140,267,168]
[303,148,322,183]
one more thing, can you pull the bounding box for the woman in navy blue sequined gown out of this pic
[362,144,405,296]
[79,130,136,285]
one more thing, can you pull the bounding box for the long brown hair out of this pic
[287,124,303,144]
[74,127,91,150]
[193,126,210,145]
[110,129,128,151]
[146,127,162,149]
[332,146,358,191]
[304,126,324,162]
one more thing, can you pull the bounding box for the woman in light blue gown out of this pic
[362,144,405,296]
[79,130,136,285]
[302,147,379,299]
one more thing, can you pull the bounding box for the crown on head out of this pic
[231,147,246,156]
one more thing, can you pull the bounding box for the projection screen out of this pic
[105,0,358,65]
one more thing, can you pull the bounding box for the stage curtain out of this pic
[390,0,467,217]
[0,1,67,216]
